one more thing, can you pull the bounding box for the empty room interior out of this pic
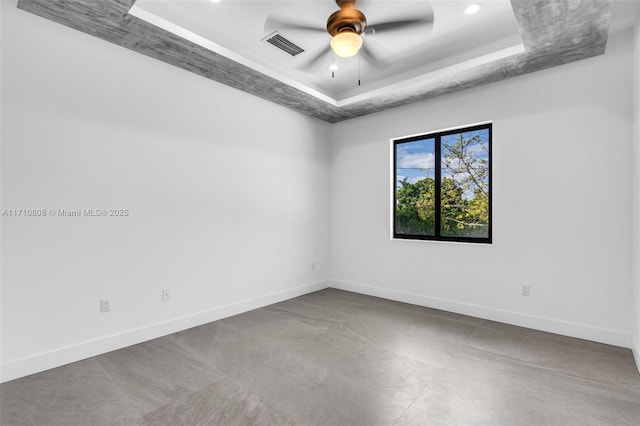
[1,0,640,424]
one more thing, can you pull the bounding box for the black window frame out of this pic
[392,122,492,244]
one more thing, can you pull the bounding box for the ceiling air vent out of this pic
[262,31,305,56]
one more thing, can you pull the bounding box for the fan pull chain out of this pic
[358,55,361,86]
[332,54,336,79]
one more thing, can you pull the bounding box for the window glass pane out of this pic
[440,129,490,238]
[395,138,436,236]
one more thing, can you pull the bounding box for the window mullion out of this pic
[434,135,441,238]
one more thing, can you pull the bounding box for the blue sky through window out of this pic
[395,138,435,188]
[395,129,489,194]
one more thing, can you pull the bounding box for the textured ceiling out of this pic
[16,0,613,123]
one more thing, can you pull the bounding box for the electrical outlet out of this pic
[162,289,171,302]
[100,299,111,313]
[521,285,530,296]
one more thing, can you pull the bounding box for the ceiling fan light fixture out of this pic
[330,32,363,58]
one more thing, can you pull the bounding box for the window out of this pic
[393,123,492,243]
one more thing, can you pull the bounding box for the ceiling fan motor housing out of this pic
[327,0,367,36]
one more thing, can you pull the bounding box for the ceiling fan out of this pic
[265,0,434,70]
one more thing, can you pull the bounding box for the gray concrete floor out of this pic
[1,288,639,425]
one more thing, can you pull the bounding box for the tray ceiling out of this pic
[129,0,523,103]
[16,0,614,123]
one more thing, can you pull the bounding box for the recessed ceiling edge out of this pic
[15,0,613,123]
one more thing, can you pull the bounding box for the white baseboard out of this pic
[633,335,640,374]
[3,279,633,383]
[0,280,330,383]
[330,279,632,349]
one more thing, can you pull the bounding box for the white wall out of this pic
[330,29,635,347]
[633,13,640,370]
[0,1,331,382]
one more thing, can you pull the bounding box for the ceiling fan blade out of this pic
[299,47,331,72]
[364,16,434,36]
[359,43,391,69]
[265,15,326,35]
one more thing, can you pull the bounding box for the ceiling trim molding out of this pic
[16,0,612,123]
